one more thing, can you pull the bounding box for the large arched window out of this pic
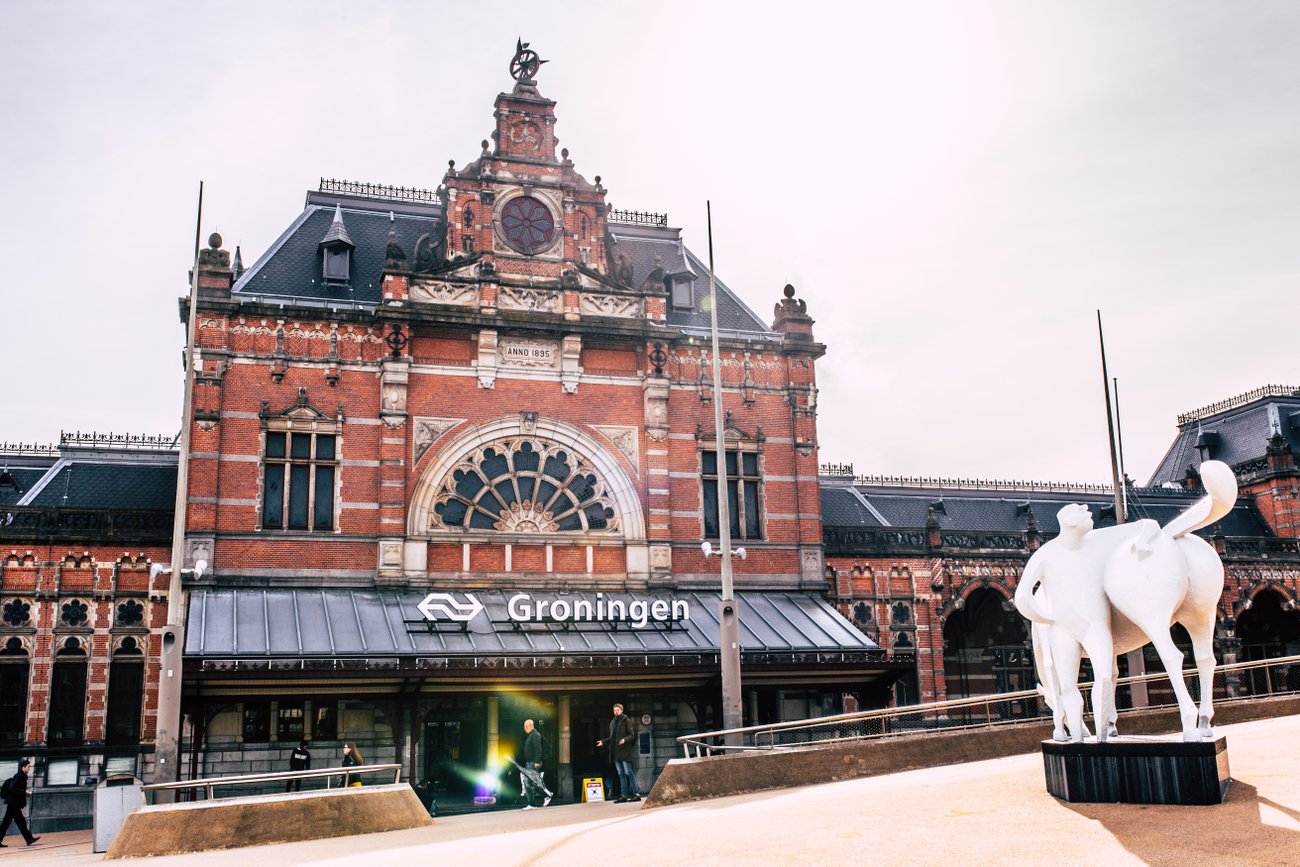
[106,637,145,745]
[48,637,88,745]
[0,636,29,746]
[432,438,619,533]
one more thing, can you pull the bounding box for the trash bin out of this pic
[93,774,145,853]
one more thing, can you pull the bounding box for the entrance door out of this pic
[422,697,486,796]
[497,694,557,803]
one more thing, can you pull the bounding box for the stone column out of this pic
[486,695,500,769]
[558,694,573,801]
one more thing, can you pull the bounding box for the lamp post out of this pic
[704,202,744,745]
[154,182,204,798]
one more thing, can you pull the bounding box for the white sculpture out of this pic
[1015,460,1237,743]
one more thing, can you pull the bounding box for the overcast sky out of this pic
[2,1,1297,485]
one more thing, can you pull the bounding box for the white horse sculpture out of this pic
[1015,460,1237,743]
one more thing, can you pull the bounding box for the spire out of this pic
[231,245,244,280]
[320,204,355,248]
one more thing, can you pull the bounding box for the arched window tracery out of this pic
[432,437,619,534]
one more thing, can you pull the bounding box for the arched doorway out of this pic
[1236,590,1300,696]
[943,588,1033,703]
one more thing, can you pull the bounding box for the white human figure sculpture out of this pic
[1015,460,1237,743]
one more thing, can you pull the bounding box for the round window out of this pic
[499,195,557,254]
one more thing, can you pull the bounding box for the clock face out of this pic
[499,195,557,254]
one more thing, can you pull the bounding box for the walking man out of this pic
[521,719,553,809]
[0,758,40,847]
[286,740,311,792]
[596,702,640,802]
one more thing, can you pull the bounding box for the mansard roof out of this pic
[0,466,50,506]
[820,477,1271,538]
[1148,385,1300,485]
[231,188,442,305]
[4,438,178,511]
[230,185,775,336]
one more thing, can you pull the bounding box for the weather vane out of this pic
[510,38,548,83]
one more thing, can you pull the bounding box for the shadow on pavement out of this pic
[1061,780,1300,865]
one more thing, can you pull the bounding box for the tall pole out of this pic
[707,202,744,742]
[155,182,203,793]
[1113,375,1128,520]
[1096,311,1126,524]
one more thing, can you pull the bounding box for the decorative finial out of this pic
[481,139,490,152]
[448,159,456,171]
[784,284,795,299]
[510,38,548,83]
[561,147,569,160]
[208,232,223,249]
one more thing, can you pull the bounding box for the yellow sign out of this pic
[582,777,605,803]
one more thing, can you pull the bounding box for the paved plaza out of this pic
[4,714,1298,866]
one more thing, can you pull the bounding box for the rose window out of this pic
[499,196,557,254]
[2,599,31,627]
[433,438,618,533]
[116,600,145,627]
[61,599,89,627]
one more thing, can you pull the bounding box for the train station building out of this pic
[1,44,1298,827]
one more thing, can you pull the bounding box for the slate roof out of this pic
[232,192,442,305]
[820,480,1271,538]
[22,461,177,510]
[670,249,774,336]
[1148,388,1300,485]
[0,467,49,506]
[235,188,777,336]
[185,588,879,658]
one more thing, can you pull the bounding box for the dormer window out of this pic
[669,276,695,310]
[322,247,351,281]
[318,204,355,284]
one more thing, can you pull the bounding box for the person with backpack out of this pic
[0,758,40,847]
[596,702,640,802]
[520,719,552,809]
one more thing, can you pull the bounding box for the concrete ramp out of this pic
[105,783,432,859]
[645,694,1300,807]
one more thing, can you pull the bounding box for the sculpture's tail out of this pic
[1163,459,1238,539]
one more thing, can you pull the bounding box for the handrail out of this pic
[678,654,1300,756]
[143,763,402,802]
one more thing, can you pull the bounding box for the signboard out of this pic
[583,777,605,803]
[415,591,691,630]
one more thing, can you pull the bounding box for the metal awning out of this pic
[184,588,881,659]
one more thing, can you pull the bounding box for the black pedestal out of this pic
[1042,736,1229,805]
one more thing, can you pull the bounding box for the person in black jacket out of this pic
[0,758,39,847]
[520,719,552,809]
[286,740,311,792]
[596,702,640,802]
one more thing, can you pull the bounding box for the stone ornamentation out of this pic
[411,281,479,306]
[1015,460,1238,743]
[498,286,561,313]
[414,417,464,463]
[580,293,642,319]
[593,424,639,471]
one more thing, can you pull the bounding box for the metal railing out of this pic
[143,763,402,803]
[678,654,1300,757]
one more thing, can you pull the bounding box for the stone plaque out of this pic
[499,338,558,368]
